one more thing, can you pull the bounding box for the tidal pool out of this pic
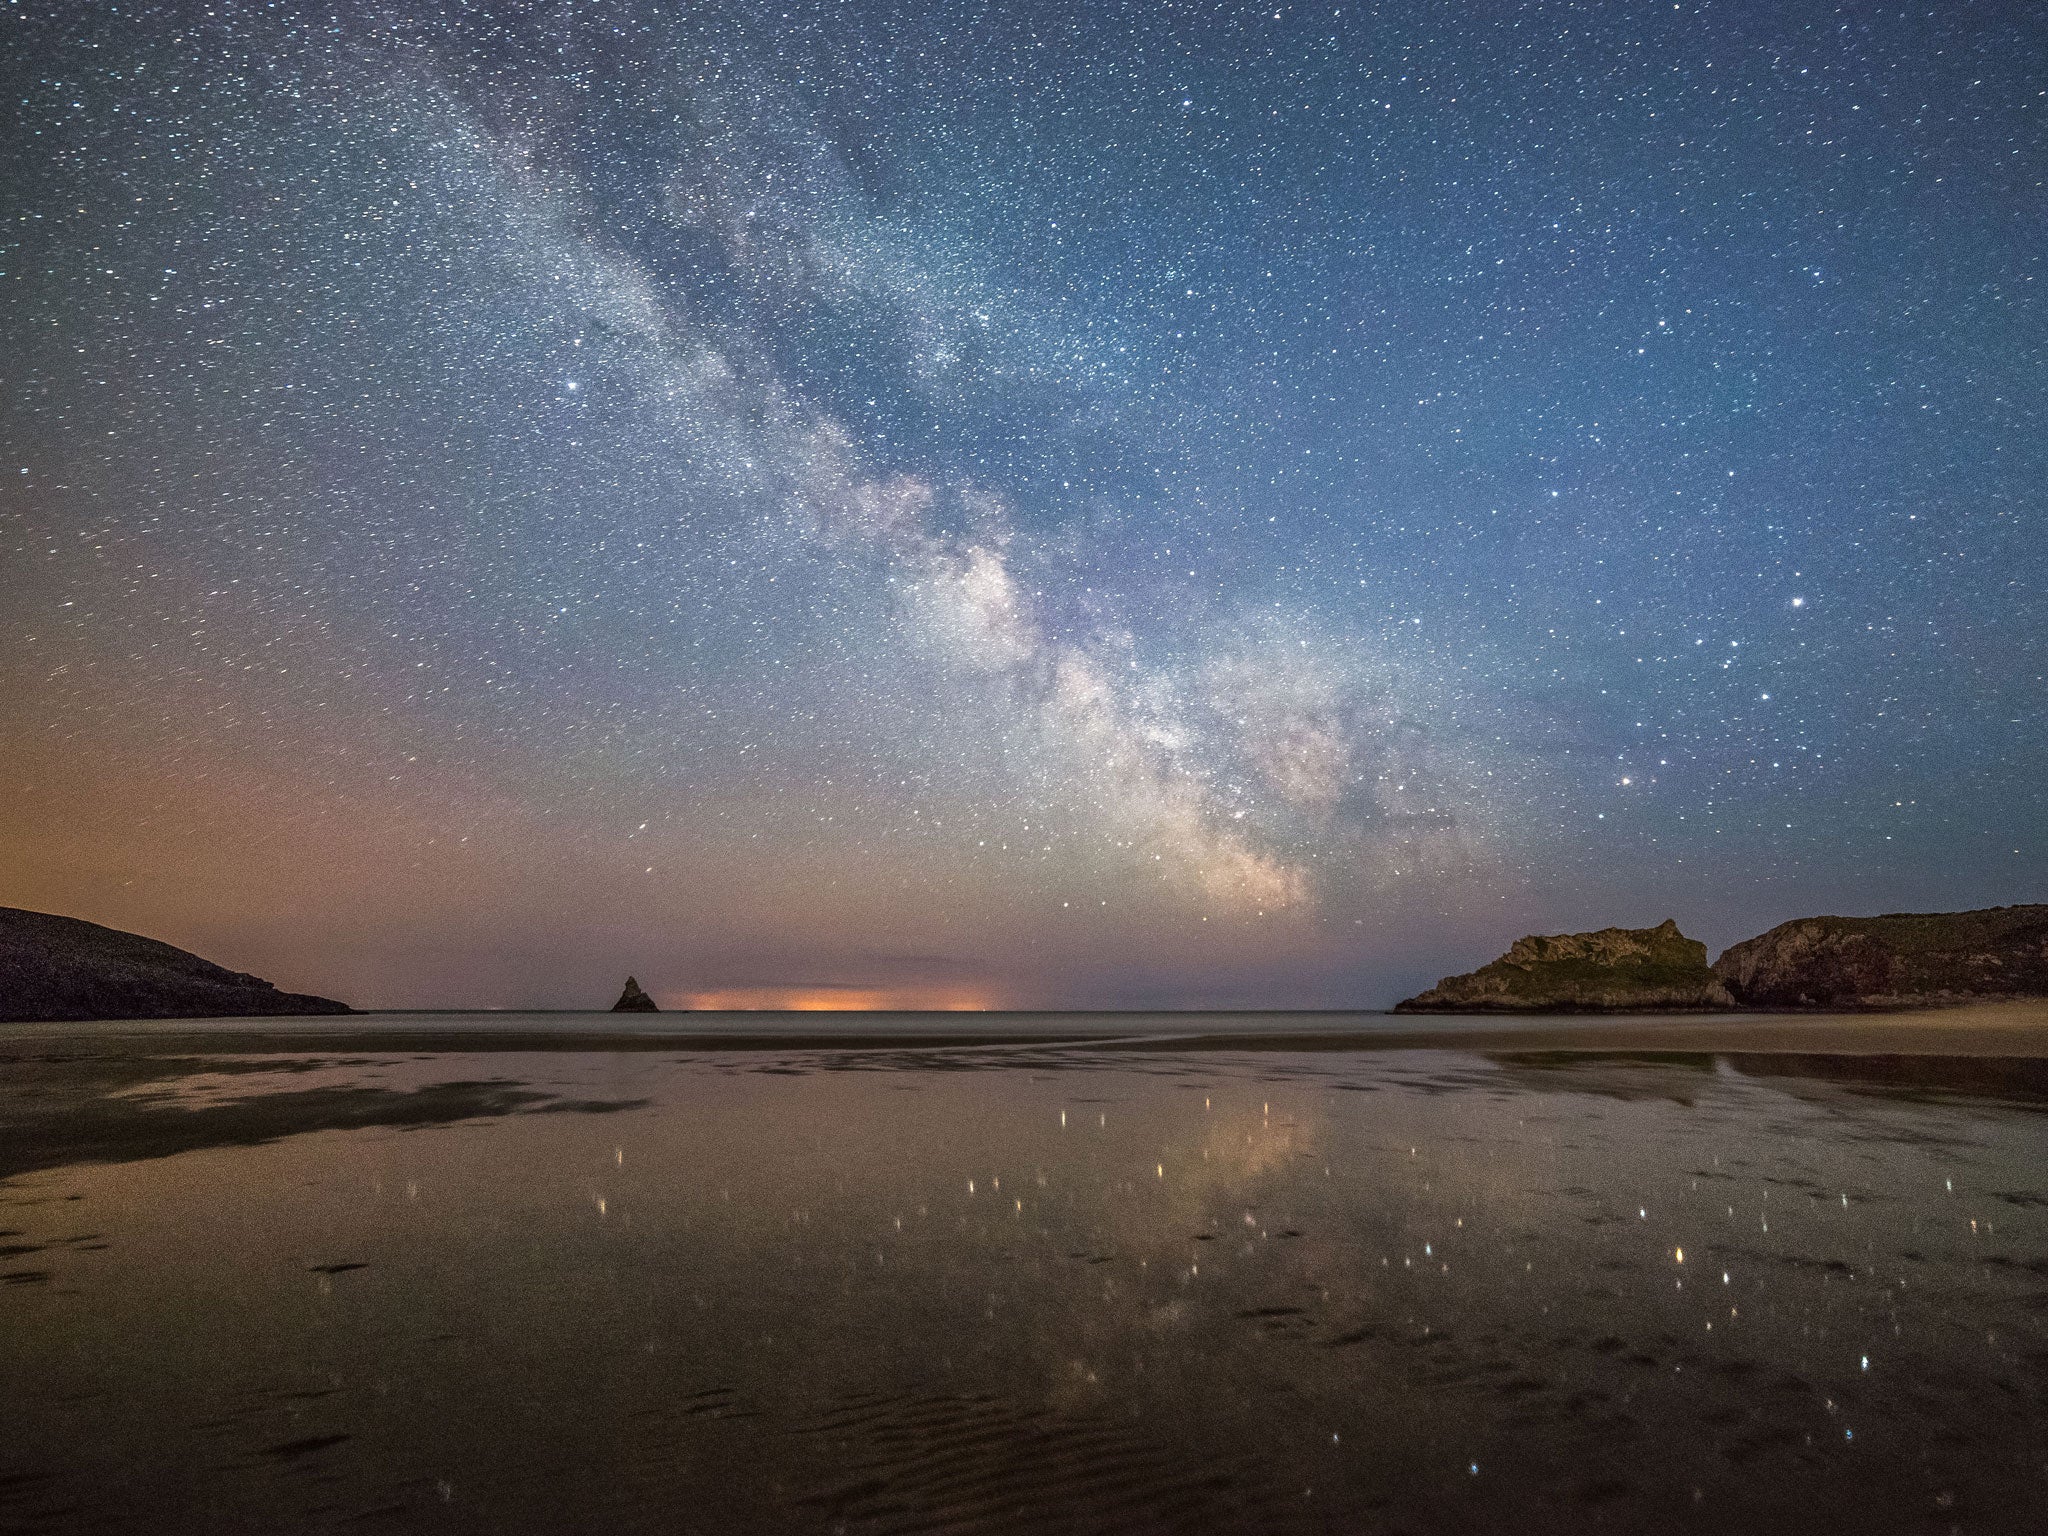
[2,1040,2043,1532]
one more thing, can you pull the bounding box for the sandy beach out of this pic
[11,997,2048,1056]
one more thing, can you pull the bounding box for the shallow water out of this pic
[2,1039,2044,1532]
[30,999,2048,1041]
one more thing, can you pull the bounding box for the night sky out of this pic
[3,1,2042,1009]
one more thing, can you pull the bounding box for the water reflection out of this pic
[1,1046,2043,1532]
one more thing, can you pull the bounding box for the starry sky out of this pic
[2,0,2043,1009]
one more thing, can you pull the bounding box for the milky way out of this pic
[2,1,2042,1007]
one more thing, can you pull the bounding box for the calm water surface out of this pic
[2,1033,2044,1532]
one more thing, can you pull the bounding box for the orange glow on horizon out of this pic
[663,985,999,1012]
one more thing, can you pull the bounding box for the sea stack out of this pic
[1396,919,1738,1013]
[0,905,353,1023]
[1713,904,2048,1009]
[610,975,659,1012]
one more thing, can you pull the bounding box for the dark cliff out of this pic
[1395,919,1738,1013]
[1712,904,2048,1009]
[0,906,353,1023]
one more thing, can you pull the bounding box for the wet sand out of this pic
[12,997,2048,1055]
[2,1009,2044,1532]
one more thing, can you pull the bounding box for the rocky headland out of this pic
[0,906,352,1023]
[1713,904,2048,1010]
[1396,904,2048,1014]
[1395,919,1737,1013]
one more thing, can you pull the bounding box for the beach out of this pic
[3,1006,2045,1532]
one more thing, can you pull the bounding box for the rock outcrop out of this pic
[1395,919,1738,1013]
[610,975,659,1012]
[1712,904,2048,1009]
[0,906,352,1023]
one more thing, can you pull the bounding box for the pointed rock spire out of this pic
[610,975,659,1012]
